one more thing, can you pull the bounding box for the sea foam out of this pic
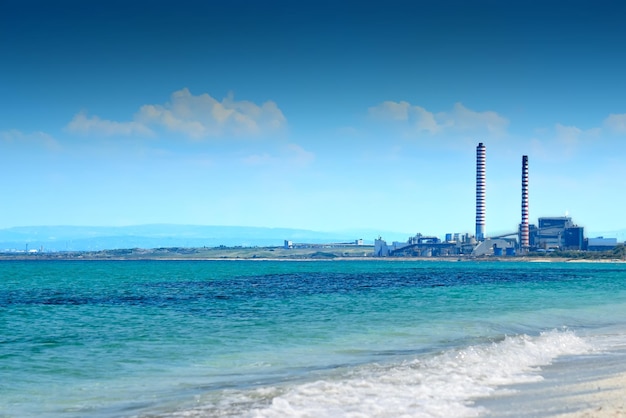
[169,329,591,418]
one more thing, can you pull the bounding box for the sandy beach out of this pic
[477,339,626,417]
[554,372,626,417]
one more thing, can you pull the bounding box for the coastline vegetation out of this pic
[526,244,626,261]
[0,244,624,261]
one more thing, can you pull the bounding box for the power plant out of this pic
[374,142,619,257]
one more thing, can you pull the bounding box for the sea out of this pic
[2,259,626,417]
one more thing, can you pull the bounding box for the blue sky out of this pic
[2,0,626,238]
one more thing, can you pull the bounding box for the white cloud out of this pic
[369,101,508,136]
[369,101,410,121]
[414,106,441,134]
[136,88,287,139]
[440,102,508,136]
[66,111,153,136]
[65,88,287,139]
[604,113,626,134]
[369,101,440,134]
[555,123,583,145]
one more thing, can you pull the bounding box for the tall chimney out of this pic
[521,155,529,249]
[475,142,486,241]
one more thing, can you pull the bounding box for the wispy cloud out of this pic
[66,112,154,136]
[604,113,626,134]
[368,101,508,137]
[241,143,315,168]
[1,129,59,149]
[65,88,287,139]
[368,101,440,134]
[555,123,600,143]
[444,103,508,136]
[529,123,602,161]
[554,123,601,156]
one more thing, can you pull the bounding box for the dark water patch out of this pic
[0,265,619,309]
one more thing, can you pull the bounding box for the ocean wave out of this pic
[163,329,591,418]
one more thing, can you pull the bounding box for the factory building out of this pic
[563,226,585,250]
[472,238,517,257]
[531,217,585,250]
[587,237,618,251]
[374,233,475,257]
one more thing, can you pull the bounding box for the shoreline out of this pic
[477,338,626,417]
[0,255,626,264]
[482,370,626,417]
[0,255,624,263]
[1,244,623,263]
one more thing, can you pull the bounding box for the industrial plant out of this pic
[374,142,620,258]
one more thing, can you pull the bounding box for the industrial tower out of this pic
[521,155,530,250]
[475,142,486,241]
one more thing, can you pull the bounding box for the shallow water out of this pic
[2,260,626,417]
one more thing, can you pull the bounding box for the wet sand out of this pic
[476,341,626,417]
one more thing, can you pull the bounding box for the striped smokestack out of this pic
[475,142,486,241]
[521,155,529,249]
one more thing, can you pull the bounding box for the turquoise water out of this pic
[2,260,626,417]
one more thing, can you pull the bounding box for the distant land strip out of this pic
[0,246,374,261]
[0,245,625,262]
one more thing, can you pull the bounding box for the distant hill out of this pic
[0,225,413,252]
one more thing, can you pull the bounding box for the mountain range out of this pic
[0,225,413,252]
